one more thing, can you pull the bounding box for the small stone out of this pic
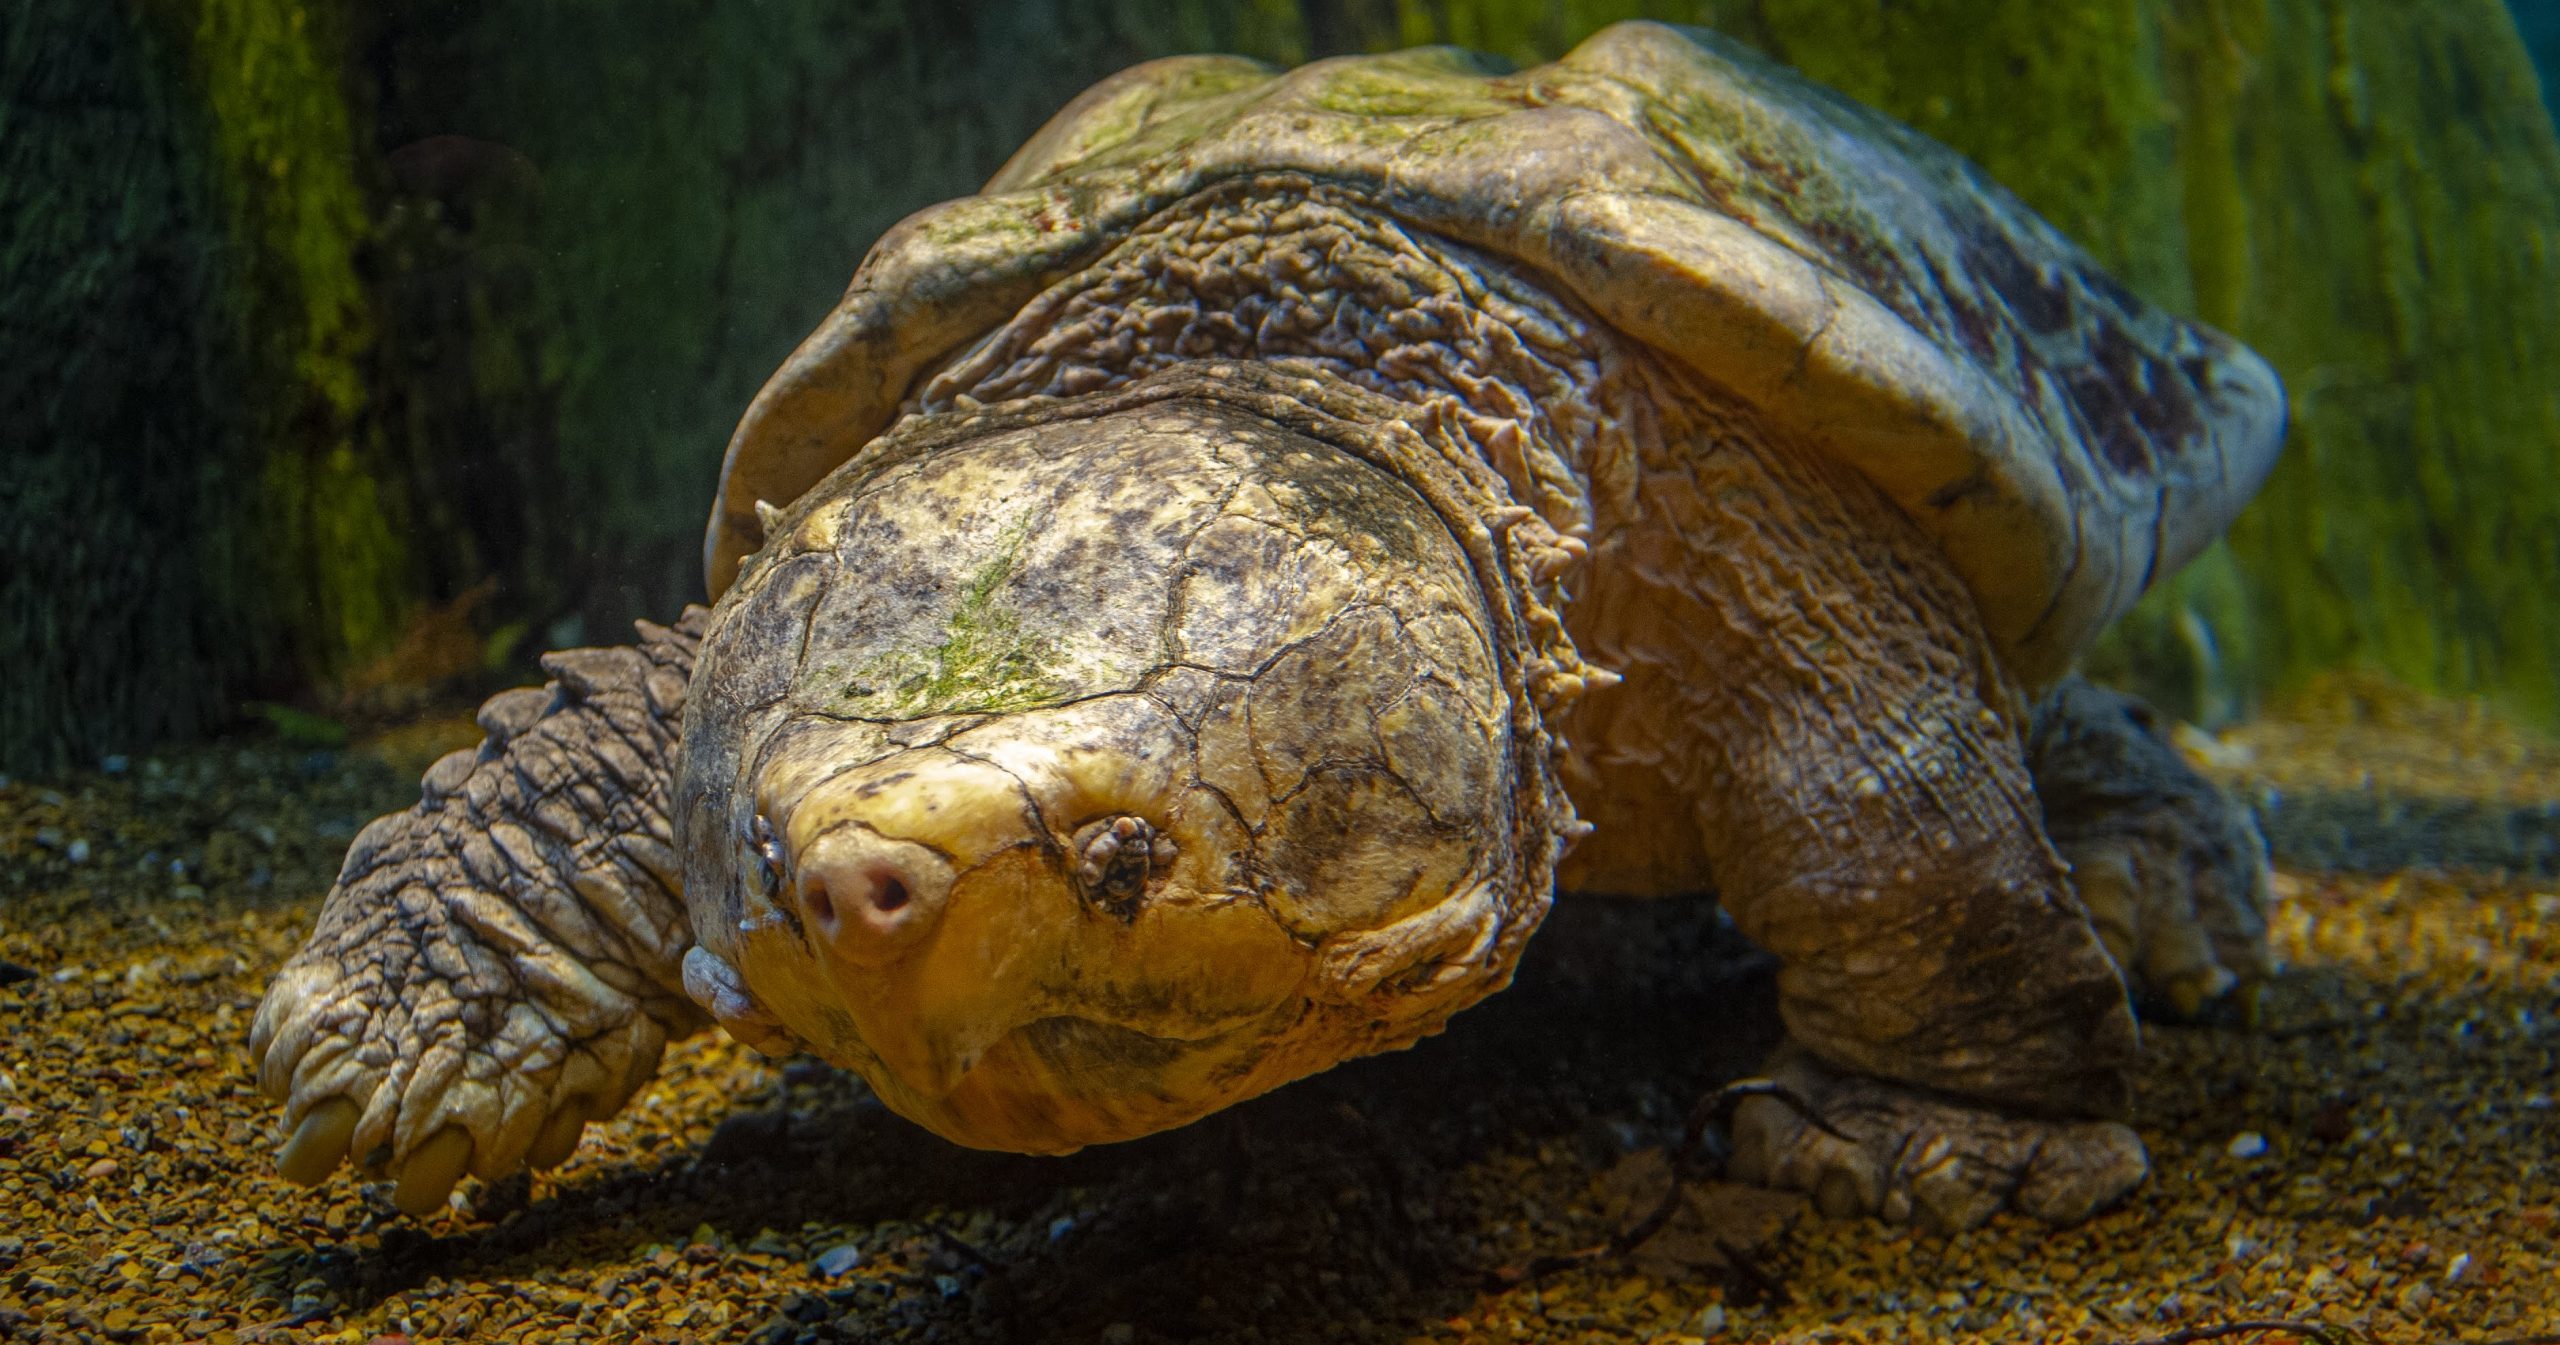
[813,1243,864,1278]
[1691,1303,1728,1337]
[84,1158,120,1181]
[2446,1252,2472,1284]
[1101,1325,1136,1345]
[32,827,64,850]
[64,838,89,864]
[2226,1131,2270,1158]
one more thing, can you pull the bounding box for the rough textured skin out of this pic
[1728,1045,2151,1233]
[254,22,2285,1230]
[676,368,1600,1153]
[914,203,2139,1118]
[2030,676,2273,1017]
[250,615,710,1214]
[710,22,2286,681]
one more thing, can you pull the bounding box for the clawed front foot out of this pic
[250,624,708,1215]
[1727,1047,2148,1231]
[251,823,682,1215]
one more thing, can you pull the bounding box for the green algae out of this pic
[182,0,414,682]
[840,521,1062,719]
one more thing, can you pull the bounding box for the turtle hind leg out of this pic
[2029,676,2274,1020]
[250,610,714,1216]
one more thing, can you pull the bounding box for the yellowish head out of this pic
[677,395,1540,1153]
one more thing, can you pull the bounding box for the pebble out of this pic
[2226,1131,2270,1158]
[813,1242,864,1278]
[64,838,89,864]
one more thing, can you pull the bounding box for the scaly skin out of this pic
[2029,676,2274,1019]
[922,204,2212,1225]
[676,371,1592,1154]
[250,41,2281,1220]
[250,616,710,1215]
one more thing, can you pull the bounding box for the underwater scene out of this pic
[5,3,2558,1343]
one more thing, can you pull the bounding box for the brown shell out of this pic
[708,22,2284,679]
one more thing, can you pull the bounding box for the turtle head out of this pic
[678,392,1539,1153]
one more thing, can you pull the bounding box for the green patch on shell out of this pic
[838,520,1063,718]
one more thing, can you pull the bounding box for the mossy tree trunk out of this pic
[4,0,416,772]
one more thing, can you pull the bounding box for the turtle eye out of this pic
[1067,814,1177,921]
[747,813,788,897]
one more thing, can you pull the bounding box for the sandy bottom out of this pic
[0,709,2554,1344]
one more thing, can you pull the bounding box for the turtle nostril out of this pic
[792,826,952,965]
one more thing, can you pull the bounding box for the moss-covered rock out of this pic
[183,0,416,683]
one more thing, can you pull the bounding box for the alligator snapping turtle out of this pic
[252,22,2285,1230]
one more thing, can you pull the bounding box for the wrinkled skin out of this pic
[674,395,1542,1153]
[249,23,2283,1229]
[249,360,2271,1226]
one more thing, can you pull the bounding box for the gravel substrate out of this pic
[1,712,2555,1344]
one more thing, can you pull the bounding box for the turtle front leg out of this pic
[1696,640,2154,1230]
[1579,427,2148,1230]
[2029,676,2273,1019]
[250,612,712,1215]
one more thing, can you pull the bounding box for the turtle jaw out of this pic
[728,704,1323,1153]
[721,679,1534,1154]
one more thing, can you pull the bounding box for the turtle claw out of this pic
[682,945,798,1057]
[1727,1047,2148,1231]
[525,1104,589,1172]
[276,1098,359,1188]
[393,1128,474,1217]
[250,868,682,1212]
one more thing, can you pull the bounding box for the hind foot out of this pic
[2030,677,2273,1019]
[1727,1046,2147,1231]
